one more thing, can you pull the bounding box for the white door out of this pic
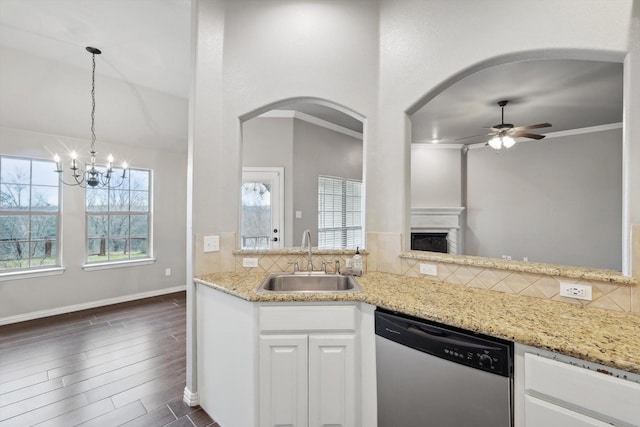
[241,167,284,249]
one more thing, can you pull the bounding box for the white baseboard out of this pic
[0,285,186,326]
[183,386,199,406]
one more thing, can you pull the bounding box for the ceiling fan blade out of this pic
[455,132,494,141]
[511,131,545,140]
[513,123,552,131]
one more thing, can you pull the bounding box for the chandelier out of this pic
[54,47,127,188]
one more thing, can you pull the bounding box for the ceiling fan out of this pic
[483,100,551,149]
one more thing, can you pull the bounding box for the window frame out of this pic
[0,154,62,275]
[84,167,153,265]
[317,175,364,249]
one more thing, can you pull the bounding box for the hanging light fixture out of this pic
[54,46,127,188]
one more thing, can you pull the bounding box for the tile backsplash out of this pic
[400,256,634,312]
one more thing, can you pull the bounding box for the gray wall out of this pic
[411,146,463,207]
[0,127,188,322]
[242,117,294,245]
[0,46,188,322]
[242,116,363,247]
[292,119,363,245]
[466,128,622,269]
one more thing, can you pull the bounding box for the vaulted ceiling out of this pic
[0,0,624,147]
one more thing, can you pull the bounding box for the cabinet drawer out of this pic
[259,305,357,332]
[524,353,640,426]
[525,395,610,427]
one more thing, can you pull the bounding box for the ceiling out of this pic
[0,0,191,98]
[411,59,623,145]
[0,1,624,145]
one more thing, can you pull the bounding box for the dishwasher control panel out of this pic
[375,309,513,377]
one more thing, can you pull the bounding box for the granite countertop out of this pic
[194,271,640,375]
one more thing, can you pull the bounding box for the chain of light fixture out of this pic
[54,46,127,188]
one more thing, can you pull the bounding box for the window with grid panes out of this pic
[0,155,61,272]
[317,175,363,249]
[86,168,151,263]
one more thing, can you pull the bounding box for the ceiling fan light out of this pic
[502,135,516,148]
[488,136,502,149]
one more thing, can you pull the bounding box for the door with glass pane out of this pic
[241,167,283,249]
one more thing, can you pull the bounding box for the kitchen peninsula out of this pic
[193,268,640,427]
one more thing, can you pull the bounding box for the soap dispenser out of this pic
[352,247,363,276]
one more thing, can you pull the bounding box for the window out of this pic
[318,175,363,249]
[86,168,151,263]
[0,155,60,272]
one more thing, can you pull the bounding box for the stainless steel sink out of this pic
[256,272,361,293]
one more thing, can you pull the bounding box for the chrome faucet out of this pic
[301,229,313,272]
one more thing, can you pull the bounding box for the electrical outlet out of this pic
[242,257,259,268]
[559,282,592,301]
[419,263,438,276]
[203,235,219,252]
[165,268,171,277]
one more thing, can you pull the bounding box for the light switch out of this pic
[295,210,302,219]
[203,235,220,252]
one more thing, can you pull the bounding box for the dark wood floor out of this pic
[0,292,219,427]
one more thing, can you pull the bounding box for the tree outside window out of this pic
[0,156,60,271]
[86,168,151,263]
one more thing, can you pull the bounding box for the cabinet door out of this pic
[260,335,309,427]
[525,395,611,427]
[308,335,356,427]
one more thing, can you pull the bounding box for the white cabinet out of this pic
[524,395,611,427]
[259,335,309,427]
[514,344,640,427]
[196,286,377,427]
[259,305,359,427]
[308,335,356,427]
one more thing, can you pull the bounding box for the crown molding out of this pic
[258,110,363,140]
[466,122,623,150]
[542,122,622,140]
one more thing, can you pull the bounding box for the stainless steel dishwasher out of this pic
[375,309,513,427]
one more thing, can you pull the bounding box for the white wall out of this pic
[191,0,379,243]
[0,48,188,322]
[466,128,622,270]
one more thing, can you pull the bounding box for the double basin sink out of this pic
[256,271,361,293]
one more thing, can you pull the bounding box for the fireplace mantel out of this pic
[410,207,465,229]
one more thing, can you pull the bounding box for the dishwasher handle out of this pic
[407,325,503,352]
[376,310,504,353]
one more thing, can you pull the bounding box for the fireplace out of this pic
[411,232,448,253]
[410,207,465,254]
